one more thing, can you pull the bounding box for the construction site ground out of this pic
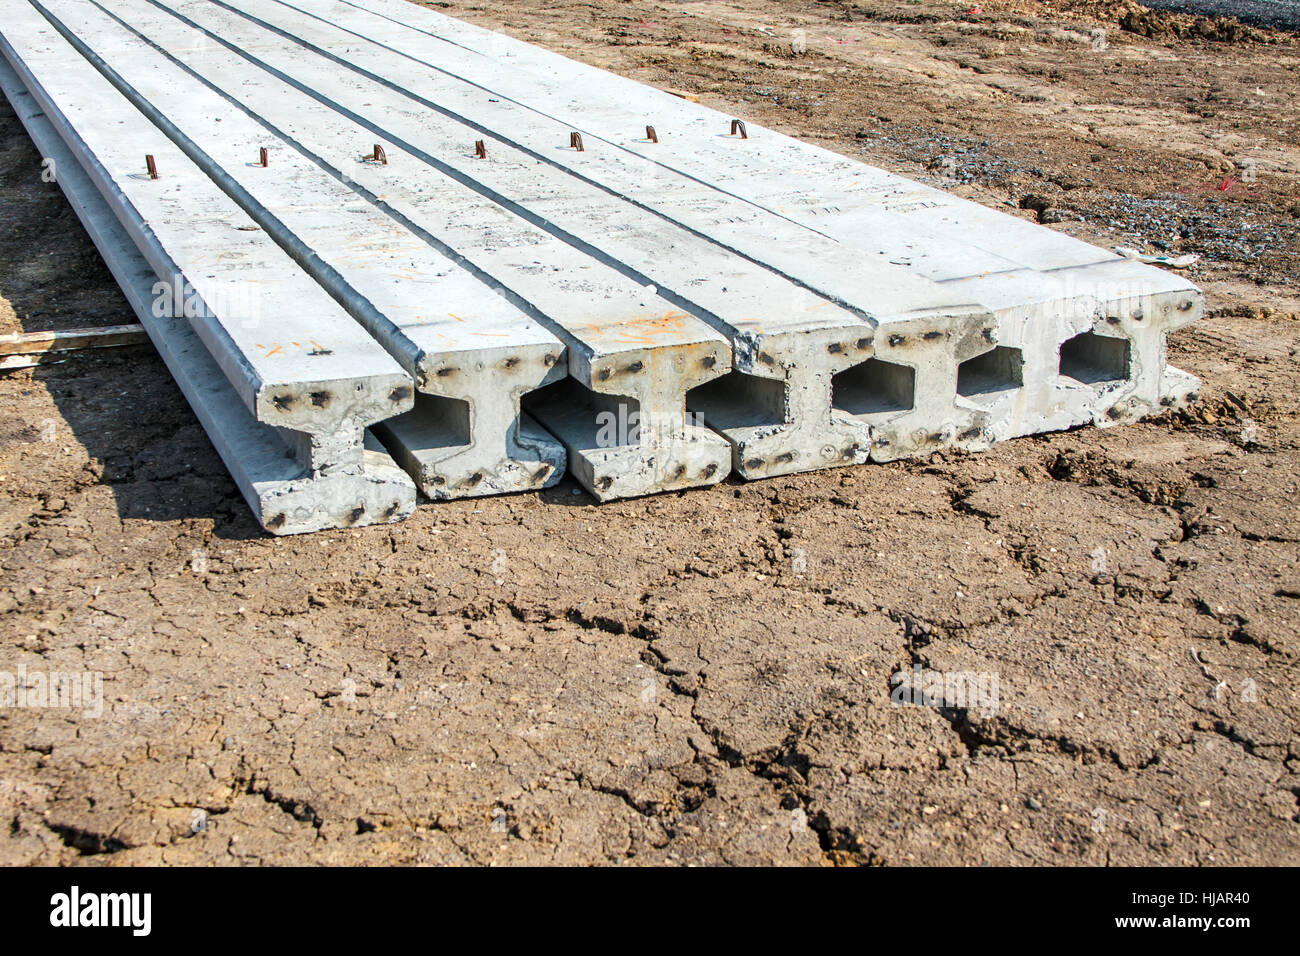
[0,0,1297,865]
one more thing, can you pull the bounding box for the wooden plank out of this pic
[0,323,147,356]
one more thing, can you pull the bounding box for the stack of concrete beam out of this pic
[0,0,1203,534]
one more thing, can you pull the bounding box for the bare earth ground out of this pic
[1,0,1298,865]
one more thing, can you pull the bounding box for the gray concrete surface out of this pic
[0,4,416,491]
[41,0,571,503]
[172,0,1010,472]
[0,55,418,534]
[44,0,737,503]
[307,0,1203,448]
[0,0,1209,529]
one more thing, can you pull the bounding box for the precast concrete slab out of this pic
[176,0,1006,468]
[119,0,873,477]
[284,0,1202,443]
[0,4,415,487]
[941,259,1203,441]
[34,0,569,501]
[1,0,1206,524]
[0,55,416,534]
[41,0,736,502]
[295,0,1122,274]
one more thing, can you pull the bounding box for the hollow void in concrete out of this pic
[522,377,643,450]
[687,370,787,431]
[380,392,472,451]
[1059,331,1131,386]
[832,358,915,418]
[958,346,1024,397]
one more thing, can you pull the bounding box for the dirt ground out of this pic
[1,0,1298,865]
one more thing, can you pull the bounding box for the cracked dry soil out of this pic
[1,0,1298,865]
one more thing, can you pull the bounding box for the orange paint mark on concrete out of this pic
[607,310,693,344]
